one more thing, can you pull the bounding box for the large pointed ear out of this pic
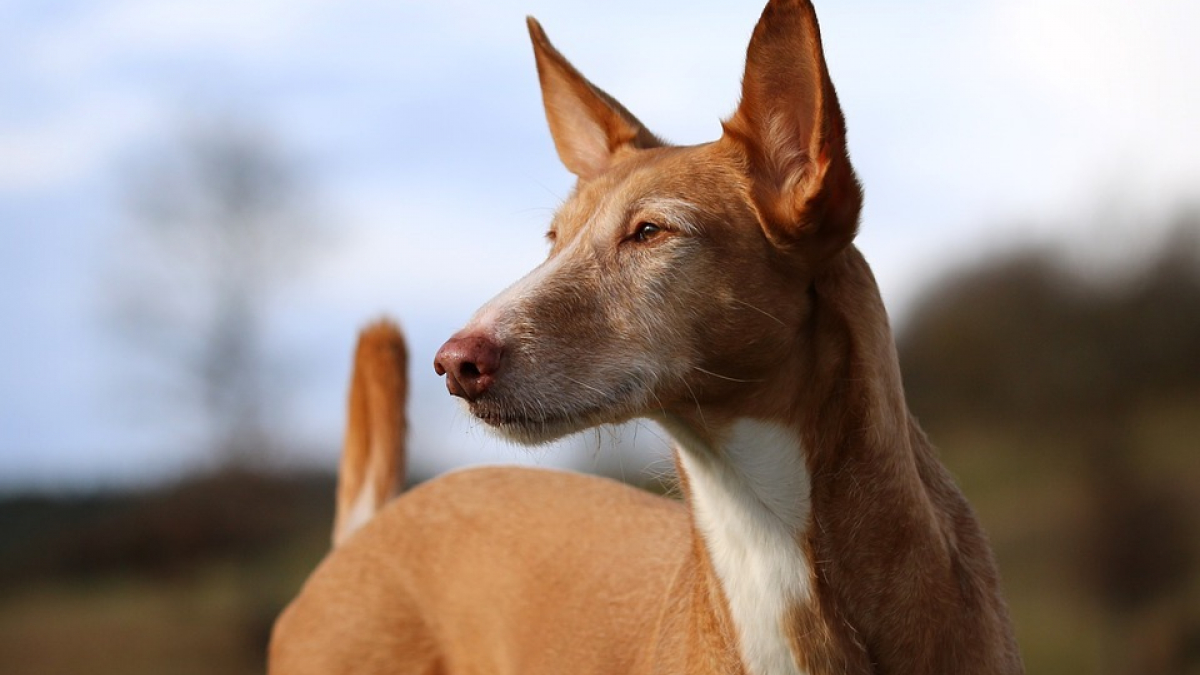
[722,0,862,259]
[527,17,662,180]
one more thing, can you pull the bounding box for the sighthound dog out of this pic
[270,2,1024,673]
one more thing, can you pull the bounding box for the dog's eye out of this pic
[633,222,663,243]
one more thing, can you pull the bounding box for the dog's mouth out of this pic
[472,406,563,428]
[468,402,597,445]
[466,378,647,445]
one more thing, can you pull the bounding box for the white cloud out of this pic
[308,184,553,314]
[0,88,159,193]
[983,0,1200,199]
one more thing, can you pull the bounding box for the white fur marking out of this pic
[339,478,378,544]
[467,235,580,338]
[672,419,812,675]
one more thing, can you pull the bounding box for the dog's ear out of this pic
[722,0,862,261]
[527,17,662,180]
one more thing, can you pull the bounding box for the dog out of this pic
[270,1,1024,673]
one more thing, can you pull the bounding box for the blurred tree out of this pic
[109,117,319,467]
[900,212,1200,435]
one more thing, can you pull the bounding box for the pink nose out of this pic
[433,333,504,401]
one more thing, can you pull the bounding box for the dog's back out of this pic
[272,466,695,675]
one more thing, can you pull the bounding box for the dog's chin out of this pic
[484,417,581,446]
[467,399,635,447]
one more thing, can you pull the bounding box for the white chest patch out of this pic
[673,419,813,675]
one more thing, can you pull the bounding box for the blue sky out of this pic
[2,0,1198,489]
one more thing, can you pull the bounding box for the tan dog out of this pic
[270,1,1024,673]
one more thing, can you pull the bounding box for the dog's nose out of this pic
[433,333,504,401]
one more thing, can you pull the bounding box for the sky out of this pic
[1,0,1198,490]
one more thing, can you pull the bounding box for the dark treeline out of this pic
[902,219,1200,432]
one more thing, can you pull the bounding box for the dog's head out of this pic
[435,0,862,444]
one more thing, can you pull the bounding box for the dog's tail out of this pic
[332,319,409,548]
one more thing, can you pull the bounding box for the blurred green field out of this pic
[2,230,1198,674]
[0,472,332,675]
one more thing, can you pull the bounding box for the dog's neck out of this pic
[791,248,949,673]
[661,248,994,674]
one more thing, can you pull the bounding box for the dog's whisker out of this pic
[693,366,764,384]
[732,297,786,326]
[677,374,708,432]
